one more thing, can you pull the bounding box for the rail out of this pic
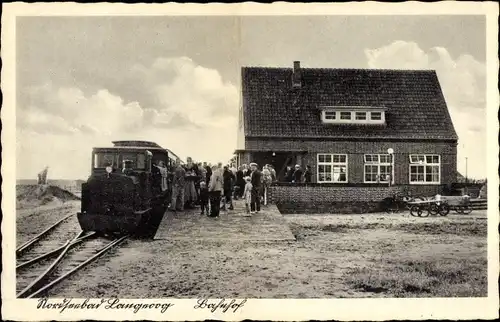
[16,213,75,255]
[17,232,128,298]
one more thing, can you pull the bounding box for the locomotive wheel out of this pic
[438,204,450,216]
[410,206,420,217]
[419,208,429,217]
[454,206,463,214]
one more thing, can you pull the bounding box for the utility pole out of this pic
[465,157,468,195]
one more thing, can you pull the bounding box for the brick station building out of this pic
[235,61,458,208]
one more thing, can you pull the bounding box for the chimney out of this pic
[292,61,301,88]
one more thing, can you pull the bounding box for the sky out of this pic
[16,15,487,180]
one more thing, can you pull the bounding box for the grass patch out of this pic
[288,220,486,237]
[396,221,486,237]
[277,201,382,214]
[345,258,487,297]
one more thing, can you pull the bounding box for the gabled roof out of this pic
[241,67,458,140]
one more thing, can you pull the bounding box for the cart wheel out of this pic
[385,202,399,214]
[418,208,429,217]
[428,203,439,216]
[439,204,450,216]
[410,205,420,217]
[462,205,472,215]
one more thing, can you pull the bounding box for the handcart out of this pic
[444,195,472,215]
[407,197,450,217]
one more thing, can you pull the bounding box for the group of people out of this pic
[284,164,312,183]
[153,157,313,218]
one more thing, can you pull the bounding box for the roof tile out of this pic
[242,67,458,140]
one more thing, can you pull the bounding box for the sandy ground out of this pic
[16,201,80,247]
[15,204,484,299]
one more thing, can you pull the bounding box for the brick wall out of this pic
[268,184,443,204]
[246,138,457,185]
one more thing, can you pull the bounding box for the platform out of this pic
[154,199,295,241]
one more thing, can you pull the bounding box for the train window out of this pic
[94,153,116,168]
[137,154,146,169]
[120,153,137,169]
[119,153,147,170]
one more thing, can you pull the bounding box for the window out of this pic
[409,154,440,184]
[94,153,117,168]
[320,108,385,124]
[116,153,148,170]
[324,111,336,120]
[364,154,393,183]
[370,112,382,120]
[340,112,352,120]
[317,154,348,183]
[355,112,367,120]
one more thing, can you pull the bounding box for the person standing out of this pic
[155,161,169,192]
[170,159,186,212]
[198,181,209,215]
[241,164,249,178]
[222,165,235,210]
[204,162,212,186]
[262,165,272,205]
[235,165,245,200]
[183,157,199,209]
[268,164,277,182]
[208,165,224,218]
[242,176,253,216]
[250,163,261,214]
[303,165,312,183]
[285,165,294,183]
[292,164,303,183]
[153,161,170,205]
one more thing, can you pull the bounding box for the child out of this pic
[242,176,253,216]
[199,181,209,215]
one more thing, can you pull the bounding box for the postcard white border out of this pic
[2,2,499,321]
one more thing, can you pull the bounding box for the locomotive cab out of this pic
[78,142,171,236]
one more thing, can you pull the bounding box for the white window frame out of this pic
[317,153,348,183]
[324,111,336,120]
[339,111,352,120]
[363,154,394,184]
[370,111,383,120]
[321,109,386,124]
[409,154,441,185]
[355,111,367,120]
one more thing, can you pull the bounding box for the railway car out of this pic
[77,141,179,236]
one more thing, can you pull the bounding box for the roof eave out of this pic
[244,135,458,142]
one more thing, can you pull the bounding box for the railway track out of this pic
[16,214,128,298]
[16,213,78,258]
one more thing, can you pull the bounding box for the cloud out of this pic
[17,57,239,179]
[365,41,487,179]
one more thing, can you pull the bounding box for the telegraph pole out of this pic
[465,157,468,195]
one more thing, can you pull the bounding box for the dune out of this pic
[16,184,81,210]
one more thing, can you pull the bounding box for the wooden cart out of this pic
[407,195,471,217]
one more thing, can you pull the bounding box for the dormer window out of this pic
[319,106,386,125]
[355,112,367,120]
[324,111,336,120]
[340,112,352,120]
[370,112,382,120]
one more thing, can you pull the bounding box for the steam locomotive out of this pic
[77,141,181,237]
